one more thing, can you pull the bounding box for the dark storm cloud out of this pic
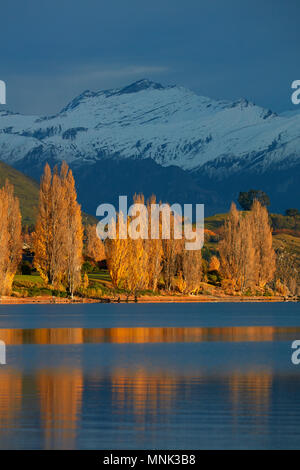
[0,0,299,114]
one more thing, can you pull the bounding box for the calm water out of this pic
[0,302,299,449]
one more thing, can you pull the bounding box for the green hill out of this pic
[0,161,96,227]
[0,161,39,226]
[204,213,227,232]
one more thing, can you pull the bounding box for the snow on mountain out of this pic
[1,79,300,176]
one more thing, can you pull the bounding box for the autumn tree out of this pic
[0,181,22,295]
[105,214,130,289]
[219,203,255,291]
[146,195,163,291]
[34,162,83,295]
[0,189,9,292]
[249,200,276,288]
[85,224,106,263]
[122,194,150,295]
[123,237,149,295]
[104,194,202,296]
[237,214,256,290]
[180,248,202,293]
[219,201,276,292]
[34,164,66,286]
[61,164,84,297]
[105,194,163,295]
[161,212,182,292]
[219,203,241,288]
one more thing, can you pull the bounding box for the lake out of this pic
[0,302,299,449]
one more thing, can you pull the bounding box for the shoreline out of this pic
[0,294,294,305]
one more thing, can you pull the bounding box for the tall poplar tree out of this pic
[181,248,202,293]
[0,181,22,295]
[85,225,106,263]
[34,162,83,295]
[219,203,241,287]
[146,195,163,291]
[249,200,276,287]
[219,201,276,292]
[62,164,84,297]
[34,164,66,286]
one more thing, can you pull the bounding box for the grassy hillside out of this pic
[0,161,97,227]
[205,213,227,232]
[0,161,39,226]
[272,233,300,271]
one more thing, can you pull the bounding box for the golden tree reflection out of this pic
[0,369,22,427]
[1,325,298,345]
[229,370,273,432]
[0,324,294,449]
[37,369,83,449]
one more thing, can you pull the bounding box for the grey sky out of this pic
[0,0,299,114]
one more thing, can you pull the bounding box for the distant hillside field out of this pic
[0,160,39,226]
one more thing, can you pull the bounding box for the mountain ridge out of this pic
[0,79,299,214]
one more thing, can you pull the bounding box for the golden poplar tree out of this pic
[146,195,163,291]
[238,214,256,290]
[156,202,182,291]
[219,203,256,291]
[219,200,276,292]
[34,162,83,295]
[181,248,202,293]
[62,164,84,297]
[162,237,182,291]
[249,200,276,287]
[0,181,22,295]
[34,164,66,286]
[85,225,106,263]
[219,203,240,288]
[105,215,130,289]
[0,188,9,291]
[123,237,149,295]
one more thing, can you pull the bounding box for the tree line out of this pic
[0,162,298,298]
[105,194,203,296]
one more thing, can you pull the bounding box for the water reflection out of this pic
[0,364,280,449]
[0,370,22,427]
[229,372,273,434]
[0,325,299,449]
[1,325,300,345]
[37,369,83,449]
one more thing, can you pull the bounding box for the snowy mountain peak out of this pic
[0,79,299,178]
[60,79,165,114]
[60,90,98,113]
[117,79,165,94]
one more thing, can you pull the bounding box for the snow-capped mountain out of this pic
[0,79,299,214]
